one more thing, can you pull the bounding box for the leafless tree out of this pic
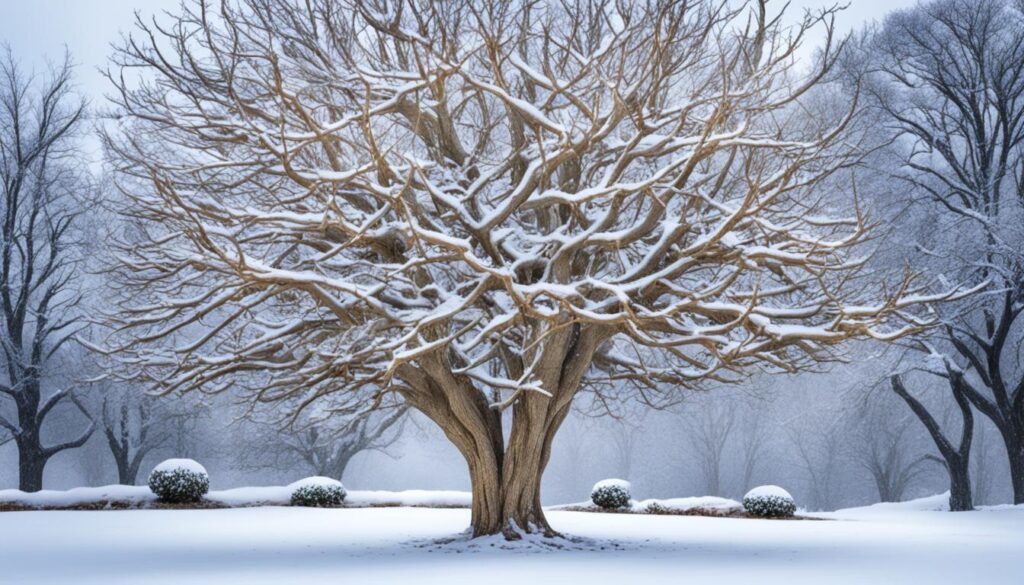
[852,391,931,503]
[100,0,965,537]
[238,405,409,481]
[0,50,93,491]
[681,396,736,497]
[867,0,1024,503]
[889,368,975,510]
[99,384,175,485]
[735,399,772,496]
[787,414,844,511]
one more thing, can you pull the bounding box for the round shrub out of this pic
[743,485,796,518]
[591,478,631,509]
[289,476,347,507]
[148,459,209,503]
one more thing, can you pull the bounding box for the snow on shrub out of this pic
[289,476,347,508]
[743,485,796,518]
[148,459,209,503]
[591,478,631,509]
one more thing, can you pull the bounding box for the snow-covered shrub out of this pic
[591,479,631,509]
[289,476,347,507]
[743,485,796,518]
[644,501,669,515]
[148,459,209,503]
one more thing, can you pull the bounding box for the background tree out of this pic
[890,372,974,510]
[680,395,736,497]
[103,0,963,537]
[0,50,93,492]
[98,383,176,485]
[864,0,1024,503]
[237,405,409,481]
[851,390,931,503]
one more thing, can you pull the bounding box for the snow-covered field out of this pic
[2,495,1022,585]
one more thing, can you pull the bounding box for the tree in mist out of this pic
[735,399,772,496]
[680,396,736,497]
[890,373,974,509]
[0,51,93,492]
[867,0,1024,503]
[238,405,408,481]
[851,392,931,503]
[102,0,963,537]
[787,414,844,511]
[98,384,180,485]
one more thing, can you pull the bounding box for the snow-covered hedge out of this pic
[289,477,347,507]
[743,485,796,518]
[148,459,209,503]
[591,478,631,509]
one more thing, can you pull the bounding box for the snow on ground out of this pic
[0,484,472,509]
[1,495,1022,585]
[554,495,743,514]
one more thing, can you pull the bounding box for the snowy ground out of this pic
[2,496,1022,585]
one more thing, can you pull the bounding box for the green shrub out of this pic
[148,459,209,503]
[743,485,796,518]
[290,477,347,507]
[591,479,631,509]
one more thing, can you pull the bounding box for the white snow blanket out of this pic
[0,484,471,509]
[151,458,207,475]
[553,495,742,514]
[0,495,1021,584]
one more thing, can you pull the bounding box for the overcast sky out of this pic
[0,0,917,163]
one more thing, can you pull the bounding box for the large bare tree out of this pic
[0,51,93,492]
[102,0,961,537]
[866,0,1024,503]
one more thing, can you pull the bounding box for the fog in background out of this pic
[1,0,1015,511]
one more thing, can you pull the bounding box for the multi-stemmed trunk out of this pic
[398,323,602,538]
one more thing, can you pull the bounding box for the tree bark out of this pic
[948,459,973,512]
[1000,431,1024,505]
[16,442,46,492]
[890,374,974,511]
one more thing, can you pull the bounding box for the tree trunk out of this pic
[1007,439,1024,505]
[948,460,973,512]
[17,441,46,492]
[465,419,556,538]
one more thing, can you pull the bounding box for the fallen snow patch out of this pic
[1,484,471,510]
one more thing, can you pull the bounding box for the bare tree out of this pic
[890,373,974,510]
[681,396,736,497]
[101,0,963,537]
[0,50,93,492]
[852,392,931,503]
[607,417,641,481]
[99,385,174,485]
[787,414,844,511]
[735,399,772,496]
[867,0,1024,503]
[238,405,409,481]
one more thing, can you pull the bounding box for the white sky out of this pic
[0,0,917,163]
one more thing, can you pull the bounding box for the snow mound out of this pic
[1,485,472,510]
[635,496,742,515]
[349,489,471,508]
[152,458,207,476]
[592,478,631,492]
[0,485,155,509]
[288,476,343,490]
[205,486,291,507]
[744,485,792,500]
